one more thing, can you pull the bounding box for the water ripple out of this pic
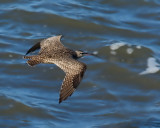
[1,0,160,127]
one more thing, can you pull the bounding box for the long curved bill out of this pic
[82,52,100,58]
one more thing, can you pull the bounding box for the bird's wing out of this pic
[25,42,41,55]
[39,35,65,54]
[25,35,64,55]
[52,58,86,103]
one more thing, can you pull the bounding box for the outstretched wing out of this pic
[25,35,64,55]
[25,42,40,55]
[57,59,86,103]
[39,35,65,54]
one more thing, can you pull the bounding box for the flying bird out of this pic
[24,35,91,103]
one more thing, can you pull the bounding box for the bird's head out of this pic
[74,50,99,59]
[75,50,89,58]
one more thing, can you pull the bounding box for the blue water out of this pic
[1,0,160,128]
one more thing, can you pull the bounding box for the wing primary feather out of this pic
[59,64,86,103]
[25,42,41,55]
[59,74,75,104]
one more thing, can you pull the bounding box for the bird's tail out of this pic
[23,55,39,59]
[27,59,41,67]
[23,55,42,67]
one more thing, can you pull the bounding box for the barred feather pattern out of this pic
[23,35,87,103]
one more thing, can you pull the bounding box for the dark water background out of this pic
[1,0,160,128]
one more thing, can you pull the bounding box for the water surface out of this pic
[1,0,160,128]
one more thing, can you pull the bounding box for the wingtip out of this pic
[25,42,41,56]
[25,51,29,56]
[56,34,63,41]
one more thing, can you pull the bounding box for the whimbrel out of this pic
[24,35,90,103]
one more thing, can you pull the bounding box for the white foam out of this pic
[93,51,98,55]
[9,54,13,58]
[110,51,117,55]
[139,57,160,75]
[126,48,134,54]
[110,42,126,50]
[136,45,141,49]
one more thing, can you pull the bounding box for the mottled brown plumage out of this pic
[24,35,87,103]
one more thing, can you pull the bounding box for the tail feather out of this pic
[24,55,42,66]
[27,59,41,66]
[23,55,39,59]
